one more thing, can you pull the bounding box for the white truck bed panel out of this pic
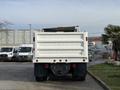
[33,32,88,63]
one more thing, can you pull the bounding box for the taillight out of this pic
[44,64,49,69]
[71,64,76,69]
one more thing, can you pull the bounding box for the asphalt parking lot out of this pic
[0,62,105,90]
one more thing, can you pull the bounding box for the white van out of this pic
[17,44,33,61]
[0,47,16,61]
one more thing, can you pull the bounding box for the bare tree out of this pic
[0,20,13,29]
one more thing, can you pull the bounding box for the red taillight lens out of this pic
[44,64,49,69]
[71,64,76,68]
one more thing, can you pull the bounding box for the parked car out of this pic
[94,45,109,58]
[88,46,95,61]
[0,47,16,61]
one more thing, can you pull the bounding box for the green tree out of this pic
[102,24,120,60]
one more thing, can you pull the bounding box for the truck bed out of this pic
[33,32,88,63]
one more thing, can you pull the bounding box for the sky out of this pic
[0,0,120,36]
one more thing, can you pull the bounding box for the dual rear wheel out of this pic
[34,63,87,81]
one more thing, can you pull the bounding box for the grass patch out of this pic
[88,64,120,90]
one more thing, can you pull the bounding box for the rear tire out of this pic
[72,63,87,81]
[34,63,48,81]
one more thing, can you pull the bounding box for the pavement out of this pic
[0,62,105,90]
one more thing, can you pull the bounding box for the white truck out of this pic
[33,27,88,81]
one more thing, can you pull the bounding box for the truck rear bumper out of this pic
[33,57,88,63]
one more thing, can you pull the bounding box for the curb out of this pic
[88,71,111,90]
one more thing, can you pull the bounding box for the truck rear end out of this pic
[33,29,88,81]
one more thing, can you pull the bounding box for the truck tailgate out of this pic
[33,32,88,63]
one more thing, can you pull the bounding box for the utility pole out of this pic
[29,24,32,44]
[29,24,31,30]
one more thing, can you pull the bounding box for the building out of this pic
[88,36,102,46]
